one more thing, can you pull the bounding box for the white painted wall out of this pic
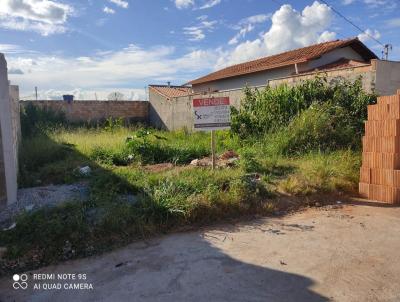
[306,46,364,70]
[193,65,296,93]
[0,54,18,204]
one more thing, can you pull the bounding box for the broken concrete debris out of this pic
[78,166,92,177]
[190,151,239,168]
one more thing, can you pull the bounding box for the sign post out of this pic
[193,97,231,170]
[211,130,216,169]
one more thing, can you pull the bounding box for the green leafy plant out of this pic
[20,103,66,137]
[104,117,124,132]
[231,76,376,142]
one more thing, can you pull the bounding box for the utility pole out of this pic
[35,87,38,101]
[382,44,392,61]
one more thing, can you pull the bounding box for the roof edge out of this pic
[188,37,377,86]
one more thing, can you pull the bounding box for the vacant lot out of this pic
[1,77,373,273]
[0,125,360,274]
[1,203,399,302]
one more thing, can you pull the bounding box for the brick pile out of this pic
[359,89,400,203]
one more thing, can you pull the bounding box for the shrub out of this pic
[125,130,209,165]
[20,103,66,137]
[103,117,124,132]
[231,76,376,147]
[239,148,263,173]
[278,150,360,195]
[266,102,356,155]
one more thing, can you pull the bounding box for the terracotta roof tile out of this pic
[188,38,377,85]
[149,85,192,98]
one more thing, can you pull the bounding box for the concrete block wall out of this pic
[268,64,376,93]
[149,89,187,130]
[374,60,400,97]
[21,100,149,123]
[0,54,19,207]
[149,88,244,131]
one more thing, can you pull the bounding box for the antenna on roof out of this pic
[382,44,392,61]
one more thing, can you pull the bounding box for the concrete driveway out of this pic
[1,203,400,302]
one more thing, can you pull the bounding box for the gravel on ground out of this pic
[0,183,89,228]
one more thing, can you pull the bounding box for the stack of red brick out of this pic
[359,89,400,203]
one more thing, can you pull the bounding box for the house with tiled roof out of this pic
[148,84,193,129]
[148,38,400,130]
[149,85,192,99]
[188,37,380,93]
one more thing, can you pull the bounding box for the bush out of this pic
[231,76,377,151]
[20,103,66,137]
[278,150,360,195]
[266,102,357,155]
[125,130,209,165]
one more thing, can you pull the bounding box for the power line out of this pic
[319,0,393,59]
[318,0,384,46]
[323,1,382,45]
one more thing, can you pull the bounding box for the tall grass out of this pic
[231,76,376,155]
[278,150,361,195]
[6,87,367,272]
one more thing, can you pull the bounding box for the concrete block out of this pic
[0,54,17,206]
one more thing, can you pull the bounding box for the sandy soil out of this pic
[1,202,400,302]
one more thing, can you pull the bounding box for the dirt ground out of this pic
[1,202,400,302]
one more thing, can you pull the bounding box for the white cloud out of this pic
[198,0,221,10]
[197,15,208,21]
[8,68,24,74]
[0,0,73,35]
[8,44,220,98]
[26,88,144,101]
[184,28,205,41]
[242,14,270,24]
[342,0,397,9]
[229,24,254,45]
[217,1,336,68]
[103,6,115,14]
[363,0,397,8]
[364,0,387,6]
[183,20,217,41]
[109,0,129,9]
[386,18,400,27]
[229,14,271,45]
[175,0,194,9]
[358,28,381,42]
[318,31,337,43]
[0,44,25,54]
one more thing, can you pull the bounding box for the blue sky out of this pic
[0,0,399,100]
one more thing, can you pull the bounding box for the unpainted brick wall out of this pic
[359,90,400,204]
[268,64,376,93]
[20,100,149,123]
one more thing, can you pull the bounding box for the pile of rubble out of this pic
[190,150,239,168]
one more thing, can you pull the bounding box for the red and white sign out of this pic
[193,97,231,131]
